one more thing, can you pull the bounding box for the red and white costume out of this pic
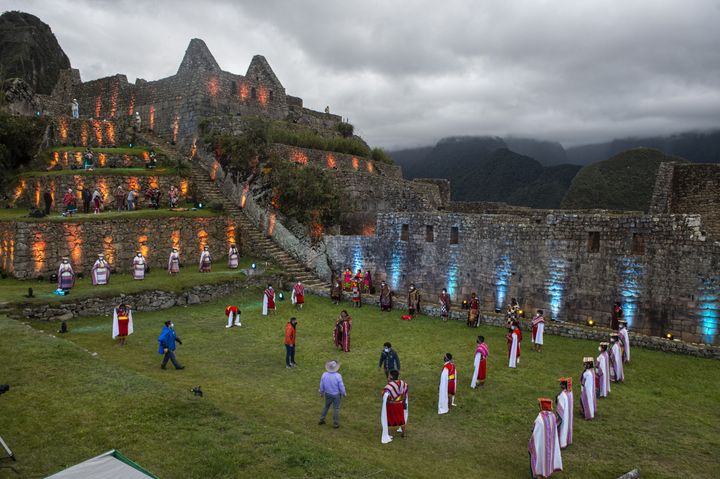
[528,400,563,478]
[381,379,409,444]
[556,379,573,449]
[531,313,545,345]
[507,326,521,368]
[471,342,489,388]
[262,286,275,315]
[112,306,134,340]
[438,361,456,414]
[225,305,241,328]
[291,282,305,306]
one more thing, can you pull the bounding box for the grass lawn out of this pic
[1,292,718,478]
[49,147,150,155]
[20,167,177,178]
[0,206,223,223]
[0,259,271,306]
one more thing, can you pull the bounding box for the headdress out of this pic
[538,398,553,411]
[559,377,572,392]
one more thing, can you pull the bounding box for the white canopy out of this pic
[46,450,156,479]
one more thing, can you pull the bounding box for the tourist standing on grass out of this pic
[318,360,346,428]
[507,321,521,368]
[227,243,239,269]
[531,310,545,352]
[262,284,276,316]
[556,378,573,449]
[112,303,134,346]
[331,275,343,305]
[43,189,53,215]
[381,369,409,444]
[378,342,401,377]
[285,317,297,368]
[57,257,74,290]
[408,284,421,317]
[225,305,241,328]
[351,281,362,308]
[528,398,563,478]
[379,281,392,311]
[471,335,489,389]
[333,311,352,352]
[114,185,125,212]
[199,245,212,272]
[158,320,184,370]
[618,320,631,363]
[132,251,147,280]
[291,281,305,310]
[168,248,180,275]
[92,253,110,285]
[438,353,457,414]
[580,357,597,420]
[467,292,480,327]
[610,301,623,331]
[596,342,611,398]
[439,288,451,321]
[609,334,625,382]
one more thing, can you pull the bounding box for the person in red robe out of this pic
[438,353,457,414]
[262,284,275,315]
[439,288,451,321]
[610,301,623,331]
[381,370,409,444]
[112,303,134,346]
[333,310,352,352]
[467,292,480,327]
[291,281,305,310]
[351,281,362,308]
[471,335,489,388]
[507,321,521,368]
[343,268,353,291]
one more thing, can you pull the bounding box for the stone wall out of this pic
[17,174,189,210]
[0,215,237,278]
[324,211,720,345]
[45,117,134,148]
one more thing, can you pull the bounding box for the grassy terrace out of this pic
[49,146,150,155]
[20,167,178,178]
[1,290,718,478]
[0,207,222,223]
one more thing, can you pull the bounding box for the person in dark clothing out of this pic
[610,302,623,331]
[43,190,53,215]
[158,320,184,370]
[378,342,401,377]
[81,188,92,214]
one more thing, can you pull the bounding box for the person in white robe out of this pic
[528,398,563,478]
[580,357,597,420]
[132,251,146,280]
[609,334,625,382]
[57,258,75,290]
[199,246,212,272]
[227,244,239,269]
[556,378,573,449]
[438,353,457,414]
[618,320,631,363]
[91,254,110,285]
[507,323,521,368]
[531,310,545,352]
[596,342,611,398]
[471,335,489,389]
[167,249,180,275]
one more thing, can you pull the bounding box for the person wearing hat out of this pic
[112,303,134,346]
[158,320,184,370]
[318,360,346,428]
[132,251,147,280]
[556,378,573,449]
[381,369,409,444]
[609,334,625,382]
[580,357,597,420]
[262,283,276,316]
[528,398,563,478]
[439,288,451,322]
[531,310,545,352]
[168,248,180,275]
[199,245,212,273]
[91,253,110,285]
[507,321,521,368]
[407,284,421,317]
[618,320,631,363]
[471,335,489,389]
[610,301,623,331]
[57,257,75,290]
[596,342,611,398]
[71,98,79,119]
[227,243,239,269]
[284,317,297,368]
[438,353,457,414]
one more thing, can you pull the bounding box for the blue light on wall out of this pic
[351,237,363,274]
[697,277,719,344]
[545,258,567,320]
[619,257,643,328]
[495,254,512,310]
[388,240,407,290]
[446,247,460,299]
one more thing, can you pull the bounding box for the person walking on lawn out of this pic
[318,360,347,428]
[158,320,184,370]
[285,317,298,368]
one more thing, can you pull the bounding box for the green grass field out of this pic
[1,291,718,478]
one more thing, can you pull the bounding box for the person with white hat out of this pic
[318,360,346,428]
[580,357,597,420]
[91,253,110,285]
[596,342,611,398]
[618,320,631,363]
[609,334,625,382]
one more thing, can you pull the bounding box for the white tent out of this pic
[46,450,157,479]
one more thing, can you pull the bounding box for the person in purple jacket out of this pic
[318,360,347,428]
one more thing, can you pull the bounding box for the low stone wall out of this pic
[44,150,152,170]
[269,144,402,178]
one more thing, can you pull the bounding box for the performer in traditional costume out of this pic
[354,269,364,292]
[291,281,305,310]
[379,281,392,311]
[467,292,480,327]
[439,288,451,321]
[618,320,631,363]
[168,185,179,208]
[199,245,212,272]
[112,303,134,346]
[381,370,409,444]
[225,305,241,328]
[556,378,573,449]
[609,334,625,382]
[91,187,103,214]
[351,281,362,308]
[330,275,343,305]
[364,270,373,294]
[132,251,147,280]
[580,357,597,420]
[610,301,623,331]
[528,398,563,478]
[167,248,180,275]
[91,253,110,285]
[596,342,611,398]
[343,268,353,291]
[507,321,521,368]
[57,258,75,290]
[531,310,545,352]
[438,353,457,414]
[262,284,276,316]
[471,335,489,389]
[227,243,239,269]
[333,310,352,352]
[408,284,421,317]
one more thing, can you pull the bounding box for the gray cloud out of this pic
[4,0,720,149]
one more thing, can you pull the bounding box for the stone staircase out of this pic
[136,132,329,292]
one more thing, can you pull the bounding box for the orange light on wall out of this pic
[149,105,155,131]
[59,118,68,143]
[226,220,236,247]
[128,95,135,115]
[361,224,376,236]
[62,151,70,169]
[81,122,88,146]
[172,114,180,143]
[270,193,281,209]
[197,228,209,252]
[122,154,131,167]
[97,178,109,200]
[149,176,159,189]
[75,177,84,202]
[310,212,324,240]
[95,95,102,118]
[12,179,26,203]
[138,234,149,259]
[258,86,269,107]
[180,179,188,195]
[326,153,337,169]
[352,157,359,171]
[191,137,197,158]
[267,213,276,236]
[50,179,56,205]
[34,180,40,207]
[103,235,114,265]
[98,152,107,167]
[240,193,247,208]
[110,81,118,118]
[367,161,375,173]
[1,236,14,273]
[291,149,308,165]
[32,237,46,273]
[92,120,103,146]
[74,152,83,167]
[105,121,115,146]
[239,83,249,101]
[171,230,181,253]
[50,151,59,169]
[210,160,220,181]
[208,77,219,97]
[64,223,83,266]
[142,151,150,163]
[127,176,139,192]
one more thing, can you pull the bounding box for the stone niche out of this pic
[0,215,238,278]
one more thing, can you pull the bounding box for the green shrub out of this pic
[370,147,394,164]
[268,125,369,156]
[271,161,341,226]
[337,122,354,138]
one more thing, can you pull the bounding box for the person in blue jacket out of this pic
[158,320,184,370]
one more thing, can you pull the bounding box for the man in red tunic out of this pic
[112,303,134,346]
[333,310,352,352]
[471,335,489,388]
[262,284,275,316]
[381,370,409,444]
[507,321,521,368]
[438,353,457,414]
[467,292,480,327]
[291,281,305,310]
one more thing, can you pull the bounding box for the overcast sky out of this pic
[5,0,720,149]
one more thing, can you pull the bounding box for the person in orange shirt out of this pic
[285,317,298,368]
